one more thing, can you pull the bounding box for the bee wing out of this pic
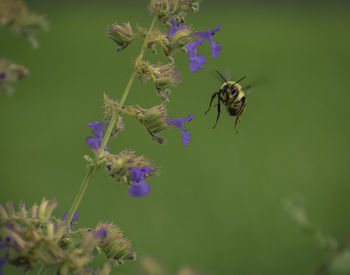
[243,78,269,94]
[208,68,233,83]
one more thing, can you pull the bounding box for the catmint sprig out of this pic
[63,14,159,234]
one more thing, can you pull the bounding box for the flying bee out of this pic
[204,71,247,133]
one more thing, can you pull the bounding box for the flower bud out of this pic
[122,104,170,143]
[107,22,135,52]
[135,61,181,102]
[166,26,194,56]
[103,93,125,138]
[137,26,169,55]
[153,63,181,95]
[96,222,136,266]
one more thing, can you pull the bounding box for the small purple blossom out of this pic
[0,257,7,275]
[129,166,151,183]
[195,24,222,58]
[185,39,206,72]
[168,20,189,36]
[184,25,221,72]
[128,166,151,197]
[86,121,108,151]
[95,227,108,238]
[129,182,150,197]
[0,72,6,79]
[63,211,79,231]
[167,114,194,146]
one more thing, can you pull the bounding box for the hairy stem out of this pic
[62,14,158,234]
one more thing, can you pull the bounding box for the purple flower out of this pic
[86,121,108,151]
[129,182,150,197]
[167,114,194,146]
[63,211,79,231]
[129,166,151,183]
[128,166,151,197]
[168,20,189,36]
[0,72,6,79]
[194,25,222,58]
[185,39,206,72]
[184,25,221,72]
[95,227,108,238]
[0,257,7,275]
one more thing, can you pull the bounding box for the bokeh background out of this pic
[1,0,350,274]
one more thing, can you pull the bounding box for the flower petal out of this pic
[182,129,191,146]
[189,54,206,72]
[167,114,194,146]
[129,166,151,183]
[129,182,150,197]
[95,227,108,238]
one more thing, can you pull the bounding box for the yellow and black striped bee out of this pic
[205,71,247,133]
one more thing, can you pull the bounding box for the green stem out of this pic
[99,14,157,152]
[37,264,45,275]
[62,14,158,234]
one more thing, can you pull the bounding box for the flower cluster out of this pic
[86,121,109,152]
[148,0,201,24]
[108,1,222,81]
[0,199,135,274]
[103,149,157,196]
[0,58,29,94]
[0,0,49,48]
[1,0,48,94]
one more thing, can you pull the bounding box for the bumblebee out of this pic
[205,71,247,132]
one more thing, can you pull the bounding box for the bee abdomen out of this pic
[226,106,240,116]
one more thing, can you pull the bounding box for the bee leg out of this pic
[212,93,221,129]
[204,91,219,115]
[234,99,246,133]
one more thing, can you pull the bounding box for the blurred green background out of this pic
[1,0,350,274]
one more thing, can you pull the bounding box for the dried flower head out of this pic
[94,222,136,266]
[0,0,49,48]
[154,62,181,100]
[135,61,181,102]
[122,104,170,143]
[148,0,201,24]
[137,26,169,55]
[107,22,135,52]
[0,58,29,94]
